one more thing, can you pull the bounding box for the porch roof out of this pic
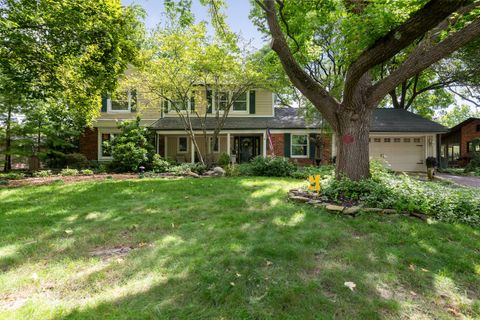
[149,107,448,133]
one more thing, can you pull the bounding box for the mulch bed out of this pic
[0,174,138,188]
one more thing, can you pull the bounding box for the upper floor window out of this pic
[215,91,229,111]
[232,92,248,112]
[109,89,136,112]
[476,124,480,132]
[291,134,308,158]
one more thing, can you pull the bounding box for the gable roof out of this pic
[447,117,480,133]
[370,108,447,133]
[150,107,447,133]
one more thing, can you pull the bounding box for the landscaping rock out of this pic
[185,171,200,178]
[343,206,361,215]
[326,204,345,212]
[289,196,311,203]
[212,167,226,177]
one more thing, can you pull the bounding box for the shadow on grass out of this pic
[0,177,479,319]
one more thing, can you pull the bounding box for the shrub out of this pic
[0,172,26,180]
[64,153,90,169]
[249,156,296,177]
[318,163,480,227]
[110,117,155,172]
[168,163,207,176]
[218,152,230,166]
[291,165,335,179]
[224,164,239,177]
[152,154,171,173]
[236,163,254,176]
[60,168,79,176]
[33,170,52,178]
[81,169,94,175]
[0,180,9,186]
[426,157,437,168]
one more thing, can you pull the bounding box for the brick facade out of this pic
[268,133,332,166]
[79,128,98,160]
[460,119,480,158]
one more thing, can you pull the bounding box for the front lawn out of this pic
[0,177,479,319]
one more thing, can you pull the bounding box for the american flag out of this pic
[267,128,275,156]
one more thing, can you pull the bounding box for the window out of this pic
[374,138,381,143]
[291,134,308,157]
[169,98,188,111]
[467,141,480,153]
[232,92,248,111]
[384,138,391,143]
[209,136,220,153]
[177,137,188,153]
[101,133,116,157]
[394,138,401,143]
[413,138,421,143]
[477,124,480,132]
[215,91,229,111]
[110,90,136,112]
[404,138,411,143]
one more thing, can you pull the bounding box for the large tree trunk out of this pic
[3,105,12,172]
[334,107,373,180]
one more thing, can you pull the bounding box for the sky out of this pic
[121,0,266,49]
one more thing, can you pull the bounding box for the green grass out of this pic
[0,177,479,319]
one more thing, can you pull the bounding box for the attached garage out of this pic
[369,136,426,172]
[332,109,448,172]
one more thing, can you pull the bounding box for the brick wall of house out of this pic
[461,119,480,158]
[79,128,98,160]
[268,133,332,166]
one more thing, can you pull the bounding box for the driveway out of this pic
[436,173,480,188]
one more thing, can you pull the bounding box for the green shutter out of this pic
[130,89,137,112]
[101,95,108,112]
[207,90,212,113]
[191,91,195,112]
[163,99,168,113]
[249,90,256,114]
[284,133,291,157]
[309,134,315,160]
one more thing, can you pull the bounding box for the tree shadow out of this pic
[0,177,479,319]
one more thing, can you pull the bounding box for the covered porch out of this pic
[155,130,268,164]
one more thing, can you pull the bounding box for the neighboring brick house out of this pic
[441,118,480,167]
[80,87,446,171]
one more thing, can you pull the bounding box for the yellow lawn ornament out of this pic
[308,175,321,193]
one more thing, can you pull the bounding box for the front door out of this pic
[235,136,260,163]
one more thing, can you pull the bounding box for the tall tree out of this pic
[132,1,264,166]
[250,0,480,180]
[0,0,144,170]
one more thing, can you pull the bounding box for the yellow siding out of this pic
[254,89,274,116]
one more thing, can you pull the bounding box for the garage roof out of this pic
[150,107,447,133]
[371,108,447,133]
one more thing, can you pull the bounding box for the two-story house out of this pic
[79,88,331,166]
[79,87,447,171]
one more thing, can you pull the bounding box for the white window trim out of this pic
[290,133,309,158]
[98,130,121,161]
[209,136,220,153]
[177,136,189,153]
[213,90,249,114]
[108,90,133,113]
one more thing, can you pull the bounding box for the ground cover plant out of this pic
[319,162,480,227]
[0,177,479,319]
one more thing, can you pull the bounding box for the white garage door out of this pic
[369,136,425,172]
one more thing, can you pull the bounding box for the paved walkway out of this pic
[436,173,480,188]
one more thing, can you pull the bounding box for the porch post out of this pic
[156,134,159,154]
[227,133,231,156]
[191,138,195,163]
[164,136,168,159]
[262,131,267,157]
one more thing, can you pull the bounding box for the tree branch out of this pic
[369,16,480,106]
[257,0,340,125]
[344,0,467,107]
